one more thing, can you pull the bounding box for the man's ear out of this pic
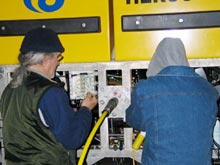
[42,55,52,65]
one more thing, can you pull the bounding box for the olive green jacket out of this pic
[0,72,75,165]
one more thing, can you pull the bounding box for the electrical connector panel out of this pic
[1,60,220,164]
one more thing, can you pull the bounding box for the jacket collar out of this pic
[157,66,196,77]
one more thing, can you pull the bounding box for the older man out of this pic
[0,28,97,165]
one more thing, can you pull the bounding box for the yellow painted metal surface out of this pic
[113,0,220,60]
[0,1,111,64]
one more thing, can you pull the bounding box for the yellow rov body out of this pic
[0,0,111,64]
[0,0,220,64]
[0,1,220,165]
[113,0,220,60]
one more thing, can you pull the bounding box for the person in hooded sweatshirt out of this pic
[126,37,218,165]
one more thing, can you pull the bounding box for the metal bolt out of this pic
[1,26,6,31]
[178,18,184,23]
[81,23,87,28]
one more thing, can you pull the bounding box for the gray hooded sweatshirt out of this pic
[147,37,189,77]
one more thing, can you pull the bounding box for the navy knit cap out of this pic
[20,27,65,53]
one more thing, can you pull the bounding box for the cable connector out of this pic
[132,131,146,150]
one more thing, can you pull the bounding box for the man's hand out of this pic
[81,92,98,111]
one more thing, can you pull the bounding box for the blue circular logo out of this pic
[24,0,64,13]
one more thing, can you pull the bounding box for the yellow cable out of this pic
[132,131,146,150]
[132,131,146,165]
[78,111,108,165]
